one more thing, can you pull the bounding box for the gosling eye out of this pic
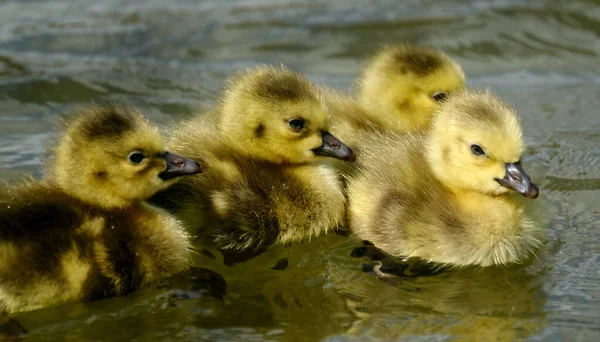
[128,151,146,164]
[288,118,305,131]
[432,91,448,102]
[470,144,486,156]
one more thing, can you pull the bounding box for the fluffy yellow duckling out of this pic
[358,44,465,131]
[347,90,542,267]
[0,104,202,313]
[151,65,355,251]
[327,44,465,144]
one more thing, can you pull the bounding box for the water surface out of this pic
[1,0,599,341]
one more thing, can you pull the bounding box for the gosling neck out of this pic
[424,130,450,188]
[57,178,140,210]
[50,163,141,211]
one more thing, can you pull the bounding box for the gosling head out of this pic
[52,104,202,209]
[218,65,355,164]
[358,44,465,131]
[427,90,539,199]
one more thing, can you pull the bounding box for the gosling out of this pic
[0,104,201,313]
[347,90,543,267]
[151,65,355,251]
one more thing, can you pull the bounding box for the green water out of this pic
[1,0,599,341]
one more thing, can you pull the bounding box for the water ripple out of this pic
[0,1,599,341]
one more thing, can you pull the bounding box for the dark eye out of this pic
[471,144,486,156]
[289,118,305,131]
[432,91,448,102]
[128,151,145,164]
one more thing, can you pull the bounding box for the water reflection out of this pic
[328,241,549,340]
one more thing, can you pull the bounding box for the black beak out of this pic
[312,131,356,162]
[495,162,539,199]
[158,151,202,181]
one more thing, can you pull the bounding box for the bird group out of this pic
[0,44,543,316]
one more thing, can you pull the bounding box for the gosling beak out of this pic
[312,131,356,162]
[159,151,203,181]
[495,162,539,199]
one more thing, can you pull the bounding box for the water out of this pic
[1,0,599,340]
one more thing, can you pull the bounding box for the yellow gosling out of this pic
[0,104,201,313]
[151,65,355,251]
[347,90,543,267]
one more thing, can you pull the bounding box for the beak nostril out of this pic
[160,152,201,180]
[506,163,523,183]
[331,143,340,149]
